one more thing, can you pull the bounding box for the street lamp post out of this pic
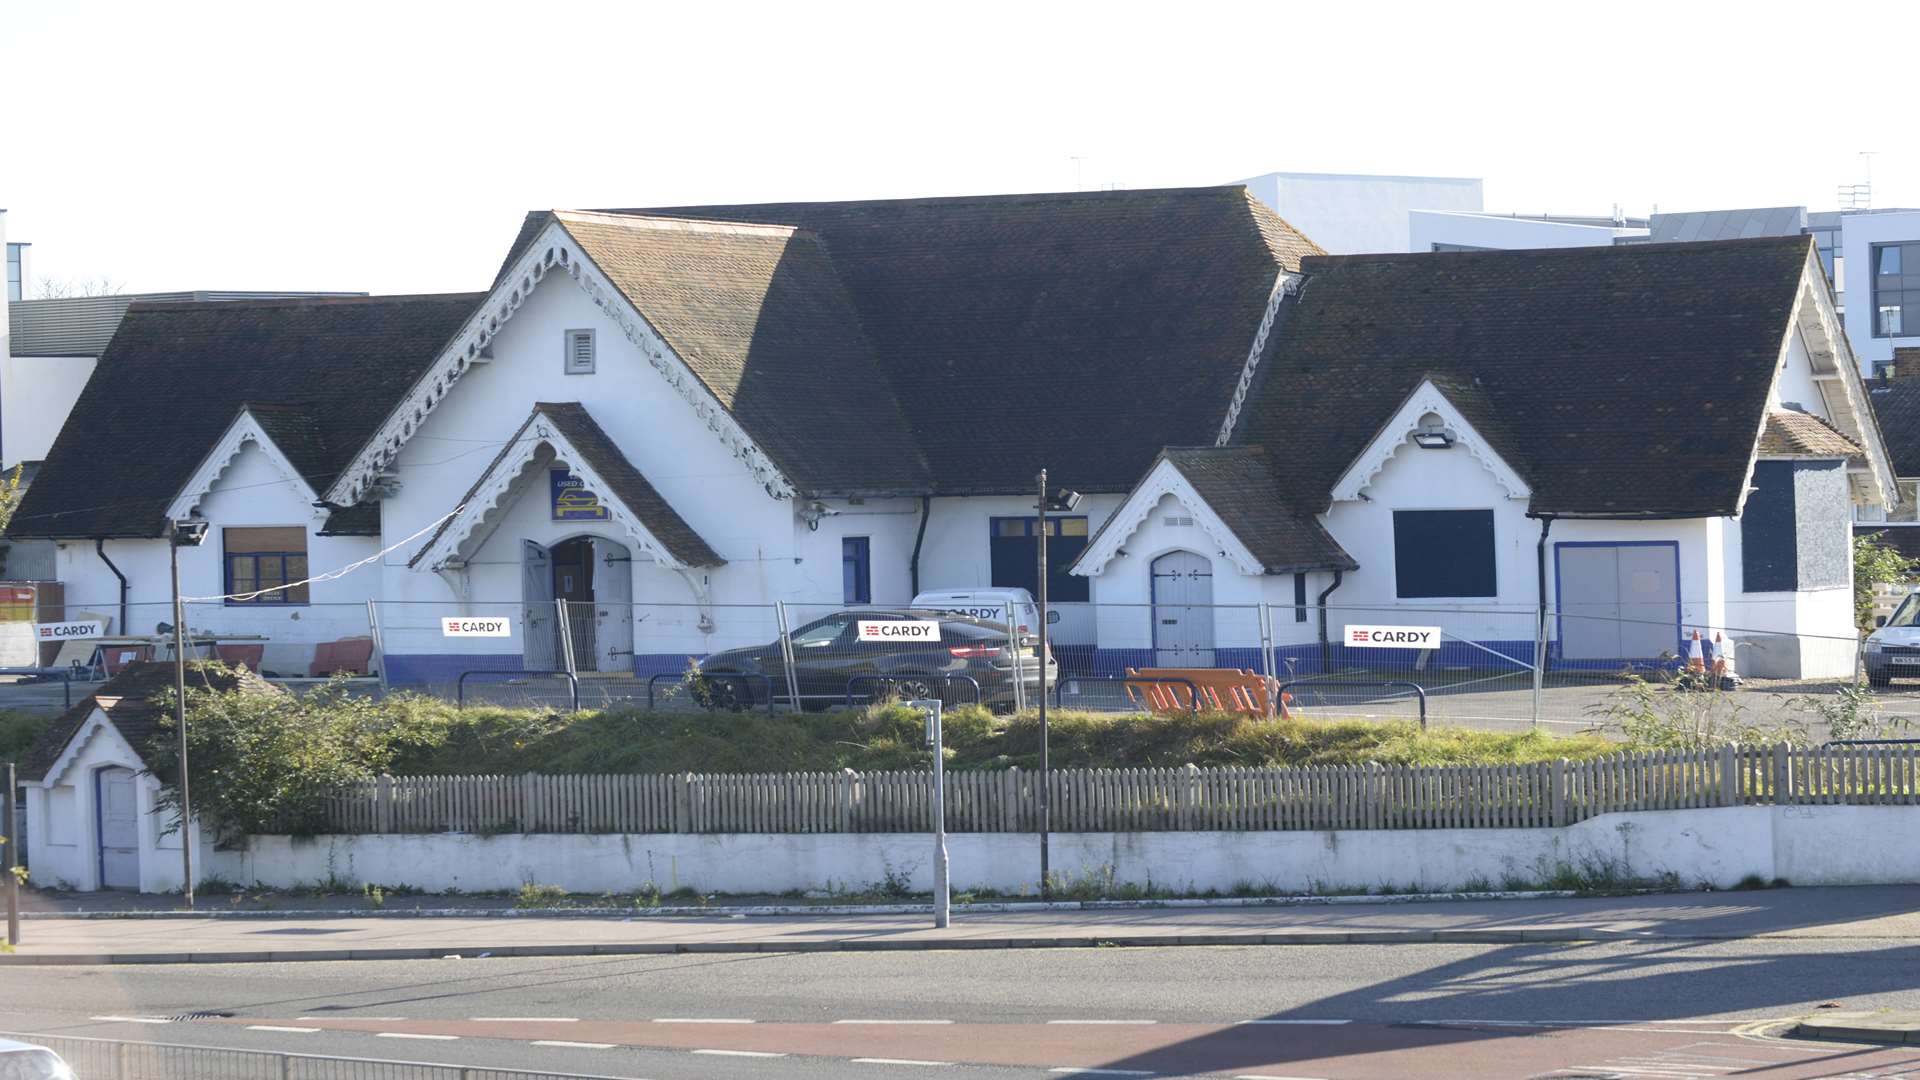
[166,518,208,909]
[1036,470,1050,899]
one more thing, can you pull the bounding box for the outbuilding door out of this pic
[1556,542,1680,661]
[95,767,139,890]
[522,540,557,670]
[1151,551,1215,667]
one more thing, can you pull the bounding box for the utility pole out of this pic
[1035,469,1050,899]
[167,519,207,909]
[5,761,19,947]
[913,698,949,929]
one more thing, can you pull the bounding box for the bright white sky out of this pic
[6,0,1918,296]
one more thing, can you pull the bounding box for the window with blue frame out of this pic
[989,516,1090,602]
[842,536,871,605]
[224,526,310,605]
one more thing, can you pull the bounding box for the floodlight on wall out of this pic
[168,518,210,547]
[1044,487,1083,512]
[1411,412,1455,450]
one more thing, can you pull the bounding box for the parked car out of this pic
[700,608,1056,711]
[0,1039,76,1080]
[1864,587,1920,688]
[911,587,1058,642]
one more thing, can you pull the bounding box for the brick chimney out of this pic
[1897,347,1920,380]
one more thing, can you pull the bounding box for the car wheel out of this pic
[708,675,754,711]
[893,675,939,703]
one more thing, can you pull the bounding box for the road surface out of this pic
[7,937,1920,1078]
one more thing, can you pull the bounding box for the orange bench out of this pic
[309,637,375,677]
[1122,667,1285,716]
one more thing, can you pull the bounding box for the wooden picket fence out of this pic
[317,744,1920,836]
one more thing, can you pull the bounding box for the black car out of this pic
[699,608,1056,711]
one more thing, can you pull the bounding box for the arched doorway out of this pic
[1151,550,1214,667]
[524,536,634,672]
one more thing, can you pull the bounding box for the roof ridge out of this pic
[125,292,484,312]
[1302,234,1812,270]
[554,209,804,239]
[621,184,1249,217]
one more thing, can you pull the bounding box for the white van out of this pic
[911,587,1057,640]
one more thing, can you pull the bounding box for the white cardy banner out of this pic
[441,616,513,638]
[856,619,941,643]
[1344,624,1443,649]
[35,619,105,642]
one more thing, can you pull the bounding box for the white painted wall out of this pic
[1839,209,1920,374]
[1408,210,1647,252]
[203,804,1917,896]
[1,355,94,465]
[50,440,380,671]
[1237,173,1483,255]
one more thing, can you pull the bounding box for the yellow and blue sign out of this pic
[551,469,610,521]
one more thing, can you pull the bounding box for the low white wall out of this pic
[204,805,1920,896]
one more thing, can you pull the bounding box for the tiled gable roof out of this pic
[1869,378,1920,478]
[410,402,722,569]
[1759,409,1864,460]
[17,661,285,783]
[553,212,929,495]
[8,294,482,539]
[1230,236,1815,518]
[1161,447,1356,573]
[504,186,1319,495]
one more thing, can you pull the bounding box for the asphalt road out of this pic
[8,939,1920,1078]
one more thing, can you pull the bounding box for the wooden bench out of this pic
[1122,667,1282,715]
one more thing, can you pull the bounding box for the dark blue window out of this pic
[1392,510,1496,598]
[842,537,871,605]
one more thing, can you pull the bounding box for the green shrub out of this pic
[0,710,49,768]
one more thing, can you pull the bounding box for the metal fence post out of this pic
[4,762,18,947]
[1531,602,1547,730]
[365,598,389,693]
[1006,603,1026,712]
[773,601,801,711]
[555,598,578,679]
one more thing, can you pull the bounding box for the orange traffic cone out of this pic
[1711,632,1728,680]
[1686,630,1707,674]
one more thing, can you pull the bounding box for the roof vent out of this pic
[1164,515,1195,527]
[565,329,595,375]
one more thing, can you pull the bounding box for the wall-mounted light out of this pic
[1412,430,1456,450]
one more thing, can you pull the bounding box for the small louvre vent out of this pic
[1164,515,1195,527]
[564,329,595,374]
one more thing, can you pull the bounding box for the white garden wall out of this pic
[208,805,1918,897]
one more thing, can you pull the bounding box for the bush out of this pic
[0,710,49,768]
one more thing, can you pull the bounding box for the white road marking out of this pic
[377,1032,459,1041]
[692,1049,786,1058]
[655,1017,755,1023]
[474,1016,579,1022]
[298,1016,407,1021]
[90,1016,170,1024]
[1047,1070,1157,1077]
[246,1025,320,1034]
[1568,1068,1712,1078]
[1236,1075,1334,1080]
[852,1059,953,1067]
[1046,1019,1157,1025]
[835,1019,956,1025]
[1234,1019,1352,1025]
[532,1040,616,1049]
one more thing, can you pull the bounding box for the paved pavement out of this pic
[10,935,1920,1077]
[10,885,1920,965]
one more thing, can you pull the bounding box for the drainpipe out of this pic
[908,495,931,597]
[1315,568,1344,674]
[95,538,128,636]
[1533,515,1555,728]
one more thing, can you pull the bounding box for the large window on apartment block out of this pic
[1874,242,1920,338]
[989,516,1090,602]
[224,526,310,605]
[842,536,871,605]
[1392,510,1497,598]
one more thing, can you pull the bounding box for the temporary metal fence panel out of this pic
[316,743,1920,836]
[1,1031,637,1080]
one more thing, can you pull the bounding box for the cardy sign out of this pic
[856,619,941,643]
[1345,624,1443,649]
[35,619,105,642]
[441,617,513,638]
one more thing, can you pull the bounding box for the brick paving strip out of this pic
[8,885,1920,966]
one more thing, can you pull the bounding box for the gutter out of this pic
[1315,568,1344,673]
[95,538,129,636]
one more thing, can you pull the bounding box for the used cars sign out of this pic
[1344,624,1443,649]
[857,619,941,643]
[35,619,105,641]
[442,617,512,637]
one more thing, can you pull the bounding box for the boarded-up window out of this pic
[224,526,310,605]
[1393,510,1497,598]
